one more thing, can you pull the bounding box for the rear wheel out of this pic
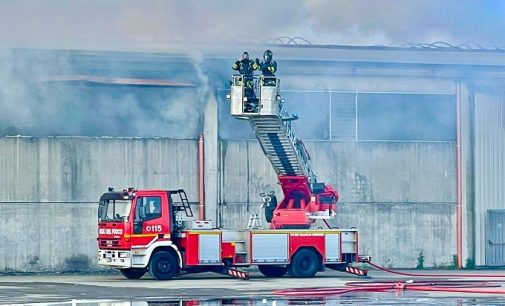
[289,248,320,278]
[120,268,146,279]
[258,265,288,277]
[149,251,179,280]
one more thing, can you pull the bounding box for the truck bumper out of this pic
[97,250,132,269]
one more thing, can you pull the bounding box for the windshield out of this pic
[98,199,131,221]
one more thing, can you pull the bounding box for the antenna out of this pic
[135,172,141,191]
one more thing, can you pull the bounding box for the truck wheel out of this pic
[289,248,320,278]
[120,268,146,279]
[149,251,178,280]
[258,265,287,277]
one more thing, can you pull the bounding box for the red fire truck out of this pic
[97,75,366,280]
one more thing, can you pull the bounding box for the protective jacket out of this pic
[258,60,277,76]
[232,59,258,75]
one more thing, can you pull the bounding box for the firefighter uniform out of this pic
[232,52,259,112]
[232,52,259,76]
[257,50,277,86]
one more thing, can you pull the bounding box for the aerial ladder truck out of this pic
[97,73,366,280]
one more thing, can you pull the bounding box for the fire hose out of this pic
[273,261,505,297]
[367,260,505,278]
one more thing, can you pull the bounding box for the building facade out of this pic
[0,44,504,271]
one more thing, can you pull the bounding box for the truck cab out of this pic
[98,188,192,279]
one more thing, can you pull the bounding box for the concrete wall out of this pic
[0,136,456,271]
[220,140,456,268]
[0,136,198,271]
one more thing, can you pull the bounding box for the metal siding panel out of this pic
[251,234,288,263]
[325,234,341,262]
[198,234,221,264]
[486,210,505,266]
[474,93,505,265]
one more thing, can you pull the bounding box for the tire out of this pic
[288,248,321,278]
[258,265,288,277]
[120,268,146,279]
[149,251,179,280]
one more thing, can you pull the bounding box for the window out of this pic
[98,200,131,221]
[331,92,357,140]
[284,91,330,140]
[357,93,456,141]
[135,196,162,221]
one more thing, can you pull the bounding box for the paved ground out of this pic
[2,270,505,305]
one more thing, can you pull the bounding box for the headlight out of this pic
[118,252,130,258]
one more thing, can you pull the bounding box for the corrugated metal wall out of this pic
[474,93,505,265]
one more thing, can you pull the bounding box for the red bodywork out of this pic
[98,221,131,249]
[98,190,173,251]
[270,176,339,229]
[98,188,355,274]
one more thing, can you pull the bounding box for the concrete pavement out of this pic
[2,270,505,305]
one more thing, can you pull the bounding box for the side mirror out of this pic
[139,208,146,220]
[98,202,106,221]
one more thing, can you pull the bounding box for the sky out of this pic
[0,0,504,48]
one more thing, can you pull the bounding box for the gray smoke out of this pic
[0,0,503,137]
[0,49,206,137]
[1,0,504,47]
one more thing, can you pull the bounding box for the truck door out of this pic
[131,193,169,246]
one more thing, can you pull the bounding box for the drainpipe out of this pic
[456,82,463,268]
[198,134,205,221]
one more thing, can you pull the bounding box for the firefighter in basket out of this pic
[232,52,259,112]
[256,49,277,86]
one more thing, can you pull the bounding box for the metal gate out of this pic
[486,209,505,266]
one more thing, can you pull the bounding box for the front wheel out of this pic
[258,265,287,277]
[149,251,179,280]
[288,248,321,278]
[120,268,146,279]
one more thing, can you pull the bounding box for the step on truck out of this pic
[97,74,367,280]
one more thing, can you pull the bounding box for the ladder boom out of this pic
[227,74,338,229]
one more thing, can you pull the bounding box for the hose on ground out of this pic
[367,260,505,278]
[273,261,505,297]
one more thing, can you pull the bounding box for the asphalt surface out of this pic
[2,270,505,305]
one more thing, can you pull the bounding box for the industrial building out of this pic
[1,42,504,271]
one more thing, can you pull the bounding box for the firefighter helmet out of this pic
[242,52,249,60]
[263,49,273,62]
